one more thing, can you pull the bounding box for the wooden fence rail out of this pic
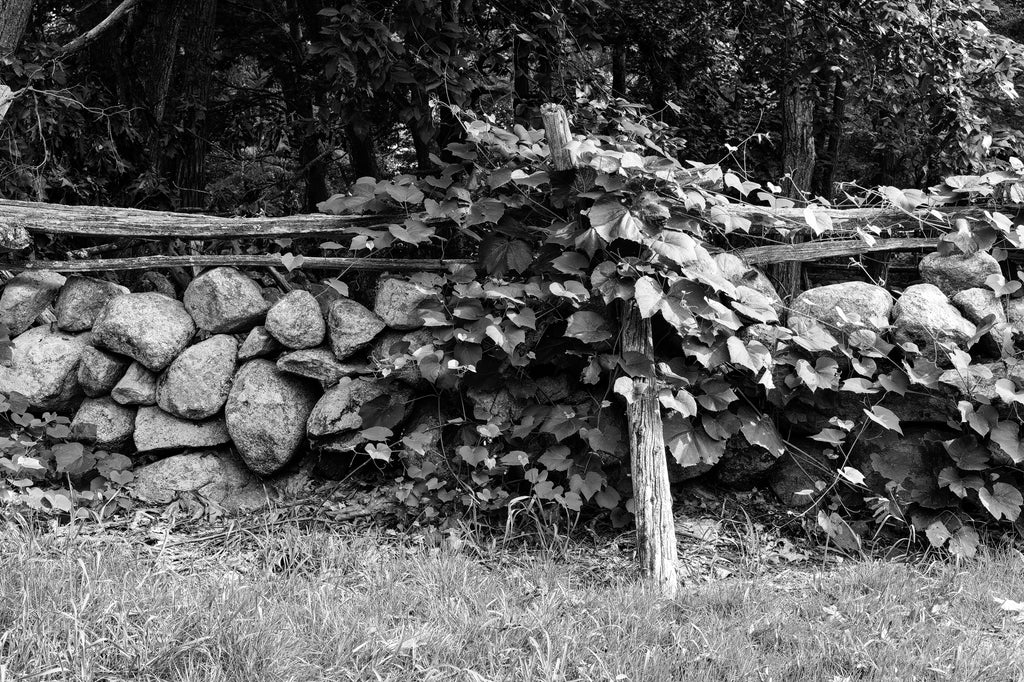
[1,198,1018,270]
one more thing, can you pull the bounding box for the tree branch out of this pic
[59,0,139,55]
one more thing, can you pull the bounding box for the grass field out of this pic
[1,523,1023,682]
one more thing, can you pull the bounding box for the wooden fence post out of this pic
[541,103,679,598]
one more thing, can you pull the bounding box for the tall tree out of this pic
[0,0,33,58]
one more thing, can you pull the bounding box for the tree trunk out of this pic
[171,0,217,210]
[812,74,847,203]
[623,303,679,599]
[126,0,188,126]
[779,1,815,199]
[346,120,380,179]
[0,0,33,58]
[611,43,626,99]
[771,0,816,300]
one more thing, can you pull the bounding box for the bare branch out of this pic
[59,0,139,55]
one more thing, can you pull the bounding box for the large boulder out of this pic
[306,377,413,437]
[134,406,231,453]
[55,276,129,332]
[77,346,131,397]
[919,251,1001,297]
[0,271,66,336]
[110,362,158,406]
[264,290,326,349]
[131,450,268,509]
[236,325,280,361]
[0,326,87,410]
[71,397,135,450]
[183,267,269,333]
[225,360,319,475]
[326,298,385,359]
[787,282,893,338]
[277,347,369,386]
[92,293,196,371]
[373,277,439,330]
[892,283,975,365]
[953,287,1009,349]
[156,334,237,420]
[713,253,783,314]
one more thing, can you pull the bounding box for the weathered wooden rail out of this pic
[0,198,1018,272]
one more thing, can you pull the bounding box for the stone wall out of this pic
[1,246,1019,509]
[0,267,442,507]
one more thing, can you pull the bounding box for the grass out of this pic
[1,524,1024,682]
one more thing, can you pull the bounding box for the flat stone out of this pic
[0,271,66,336]
[327,298,385,359]
[77,346,131,397]
[55,276,129,332]
[133,406,231,453]
[92,293,196,371]
[306,377,413,437]
[277,347,370,386]
[953,288,1005,325]
[237,326,280,361]
[264,290,326,349]
[71,397,135,450]
[0,326,87,410]
[111,362,158,406]
[787,282,893,337]
[225,359,319,475]
[156,334,237,420]
[938,362,1006,403]
[373,278,439,330]
[919,251,1001,297]
[131,449,269,509]
[183,267,269,333]
[892,283,975,365]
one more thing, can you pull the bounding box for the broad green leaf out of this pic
[634,276,664,318]
[979,483,1023,522]
[803,205,833,236]
[864,405,903,435]
[565,311,613,343]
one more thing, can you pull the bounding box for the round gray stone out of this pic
[71,397,135,450]
[373,278,439,330]
[327,298,385,359]
[156,334,237,420]
[184,267,269,333]
[893,283,975,364]
[55,276,129,332]
[0,326,87,410]
[133,405,231,453]
[225,359,318,475]
[265,290,326,349]
[919,251,1001,297]
[277,347,370,386]
[237,325,280,361]
[306,377,412,437]
[0,271,66,336]
[131,449,268,509]
[111,362,159,406]
[77,346,131,397]
[92,293,196,371]
[787,282,893,337]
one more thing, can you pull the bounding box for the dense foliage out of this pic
[1,0,1022,209]
[4,0,1024,556]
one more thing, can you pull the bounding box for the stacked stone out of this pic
[0,268,440,506]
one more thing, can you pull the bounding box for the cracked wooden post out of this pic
[542,102,678,598]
